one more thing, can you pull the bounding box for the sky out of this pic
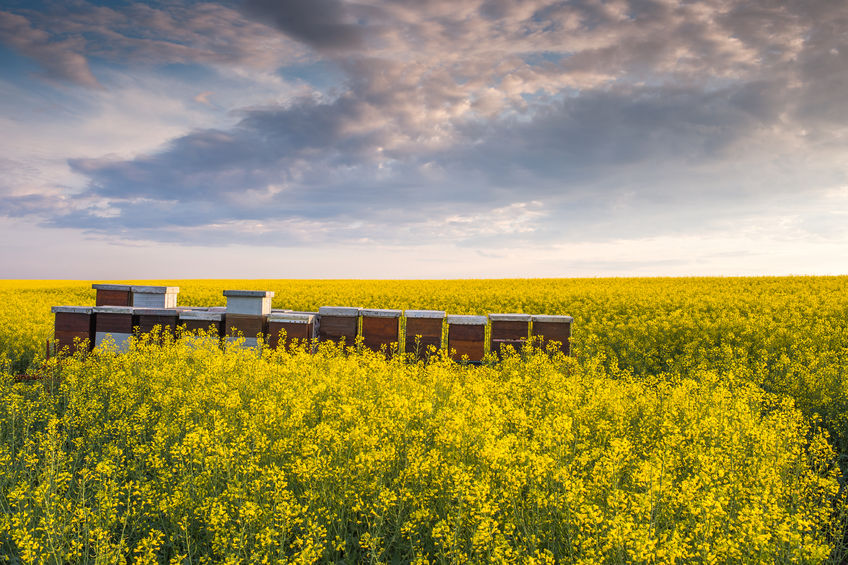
[0,0,846,279]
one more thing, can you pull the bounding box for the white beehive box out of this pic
[223,290,274,315]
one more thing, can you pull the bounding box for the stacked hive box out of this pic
[93,284,132,306]
[268,312,318,350]
[223,290,273,347]
[179,310,224,336]
[134,308,180,342]
[489,313,531,355]
[131,285,179,308]
[360,309,401,354]
[531,314,574,355]
[93,306,135,350]
[404,310,445,358]
[318,306,360,345]
[52,306,95,354]
[447,315,488,362]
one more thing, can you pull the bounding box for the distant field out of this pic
[1,277,847,562]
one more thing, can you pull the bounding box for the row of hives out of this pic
[51,284,573,362]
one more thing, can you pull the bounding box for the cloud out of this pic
[3,0,848,257]
[0,10,101,88]
[241,0,363,51]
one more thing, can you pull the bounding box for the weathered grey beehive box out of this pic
[404,310,445,357]
[446,314,488,362]
[131,285,179,308]
[489,313,531,355]
[531,314,573,355]
[317,306,360,345]
[223,290,273,315]
[179,310,224,336]
[52,306,95,354]
[268,312,318,350]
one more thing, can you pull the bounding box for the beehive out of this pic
[531,314,574,355]
[446,315,488,362]
[93,306,135,350]
[489,313,531,355]
[317,306,361,345]
[132,285,179,308]
[92,284,132,306]
[268,312,318,350]
[404,310,445,357]
[52,306,95,354]
[360,308,401,354]
[179,310,224,336]
[224,313,267,347]
[134,307,179,341]
[223,290,274,315]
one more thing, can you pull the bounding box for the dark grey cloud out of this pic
[241,0,363,51]
[3,0,848,249]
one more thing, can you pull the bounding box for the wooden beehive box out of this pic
[93,306,135,350]
[224,313,267,347]
[92,284,132,306]
[179,310,224,336]
[317,306,361,345]
[223,290,274,315]
[268,312,318,350]
[446,315,488,362]
[52,306,95,354]
[404,310,445,357]
[132,285,179,308]
[531,314,574,355]
[133,307,179,340]
[489,313,531,355]
[360,308,401,354]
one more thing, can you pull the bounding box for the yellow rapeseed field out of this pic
[1,277,847,563]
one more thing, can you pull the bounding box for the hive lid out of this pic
[446,315,488,325]
[93,306,134,315]
[532,314,574,323]
[179,310,224,321]
[132,285,179,294]
[92,283,132,291]
[271,309,293,313]
[52,306,94,314]
[360,308,402,318]
[404,309,446,318]
[268,312,315,323]
[223,290,274,298]
[133,307,180,316]
[318,306,361,317]
[489,313,531,322]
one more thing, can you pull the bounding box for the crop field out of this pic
[1,277,848,563]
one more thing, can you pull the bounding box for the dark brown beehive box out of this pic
[93,306,135,350]
[133,308,179,342]
[360,309,401,354]
[268,312,318,350]
[317,307,360,345]
[52,306,95,354]
[404,310,445,357]
[224,313,267,346]
[531,315,573,355]
[447,315,488,362]
[93,284,132,307]
[489,313,531,355]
